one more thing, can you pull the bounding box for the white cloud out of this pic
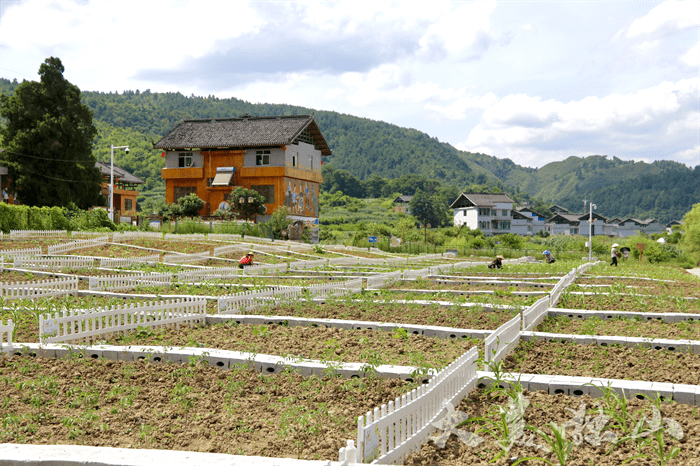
[680,43,700,67]
[460,78,699,167]
[632,40,660,55]
[625,0,700,38]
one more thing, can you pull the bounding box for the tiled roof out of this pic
[153,114,331,155]
[95,162,144,184]
[449,193,514,209]
[393,195,413,203]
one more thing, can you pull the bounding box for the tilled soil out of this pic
[259,301,521,330]
[577,278,700,298]
[536,316,700,341]
[101,323,478,369]
[391,280,555,292]
[503,340,700,385]
[405,388,700,466]
[0,354,406,460]
[557,293,700,314]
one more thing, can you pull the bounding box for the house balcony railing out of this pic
[162,167,204,179]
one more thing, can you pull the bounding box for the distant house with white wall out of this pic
[510,210,531,236]
[545,212,607,236]
[450,193,514,236]
[516,207,546,236]
[616,218,665,237]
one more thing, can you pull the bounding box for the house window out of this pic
[292,151,298,167]
[251,185,274,204]
[124,199,133,211]
[206,178,214,187]
[178,152,193,168]
[308,155,314,170]
[256,150,271,166]
[174,186,197,202]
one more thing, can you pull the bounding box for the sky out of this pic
[0,0,698,169]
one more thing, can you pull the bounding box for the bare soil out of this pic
[260,300,521,330]
[577,278,700,298]
[536,315,700,341]
[0,353,407,460]
[504,339,700,385]
[557,293,700,314]
[101,323,478,369]
[405,388,700,466]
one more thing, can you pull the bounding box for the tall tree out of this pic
[409,189,452,229]
[0,57,103,208]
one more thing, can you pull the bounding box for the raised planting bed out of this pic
[536,315,700,341]
[556,289,700,314]
[255,300,521,330]
[391,279,554,291]
[55,244,164,259]
[504,339,700,385]
[123,238,219,253]
[404,386,698,465]
[99,322,479,370]
[376,290,539,307]
[576,277,700,298]
[0,353,408,460]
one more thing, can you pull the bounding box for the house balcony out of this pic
[162,167,204,179]
[240,166,323,183]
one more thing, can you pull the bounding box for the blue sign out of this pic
[368,236,378,243]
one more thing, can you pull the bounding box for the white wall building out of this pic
[450,193,515,236]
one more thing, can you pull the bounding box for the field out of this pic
[2,235,700,464]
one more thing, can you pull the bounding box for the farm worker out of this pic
[542,250,556,264]
[488,255,504,269]
[611,243,619,267]
[238,252,254,269]
[621,247,630,260]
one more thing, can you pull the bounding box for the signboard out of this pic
[43,318,58,336]
[368,236,378,243]
[390,236,402,248]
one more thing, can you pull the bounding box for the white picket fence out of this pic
[208,234,243,241]
[403,268,430,280]
[89,273,173,292]
[385,257,408,267]
[162,252,211,264]
[47,236,109,254]
[0,319,13,351]
[522,296,550,331]
[111,231,163,242]
[328,257,360,266]
[366,271,402,289]
[242,263,288,275]
[0,248,42,259]
[308,278,363,298]
[359,257,387,266]
[14,256,95,269]
[356,347,479,463]
[9,230,67,238]
[218,286,303,314]
[177,267,239,283]
[39,298,206,344]
[99,254,161,268]
[290,259,328,270]
[1,277,78,299]
[484,314,521,363]
[212,244,249,257]
[163,233,208,241]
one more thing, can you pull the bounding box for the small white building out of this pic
[516,207,546,236]
[545,212,607,236]
[616,218,665,237]
[450,193,515,236]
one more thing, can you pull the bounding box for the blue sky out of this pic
[0,0,698,168]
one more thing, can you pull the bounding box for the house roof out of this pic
[621,217,658,226]
[449,193,514,209]
[95,162,145,184]
[550,204,571,214]
[393,195,413,203]
[667,220,682,227]
[512,210,530,220]
[548,213,581,225]
[152,114,332,156]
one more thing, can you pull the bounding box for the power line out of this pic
[0,149,100,163]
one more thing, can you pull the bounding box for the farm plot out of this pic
[536,315,700,341]
[405,385,700,466]
[258,299,521,330]
[377,289,540,307]
[100,322,478,370]
[0,353,408,460]
[389,278,554,292]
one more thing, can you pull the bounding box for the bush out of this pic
[178,193,205,217]
[0,204,69,233]
[68,208,116,231]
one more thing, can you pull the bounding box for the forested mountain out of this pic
[0,77,697,223]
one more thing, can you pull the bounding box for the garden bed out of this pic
[0,353,407,460]
[100,322,478,370]
[536,315,700,341]
[405,386,699,465]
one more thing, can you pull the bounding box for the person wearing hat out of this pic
[239,252,255,269]
[488,255,504,269]
[543,250,556,264]
[611,243,619,267]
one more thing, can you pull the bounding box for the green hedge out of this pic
[0,204,69,233]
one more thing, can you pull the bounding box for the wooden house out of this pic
[154,114,331,227]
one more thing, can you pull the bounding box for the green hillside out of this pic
[1,77,697,223]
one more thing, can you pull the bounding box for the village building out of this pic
[392,195,413,214]
[544,212,607,236]
[95,161,144,223]
[450,193,515,236]
[515,207,546,236]
[153,114,331,234]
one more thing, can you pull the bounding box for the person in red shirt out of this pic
[238,252,254,269]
